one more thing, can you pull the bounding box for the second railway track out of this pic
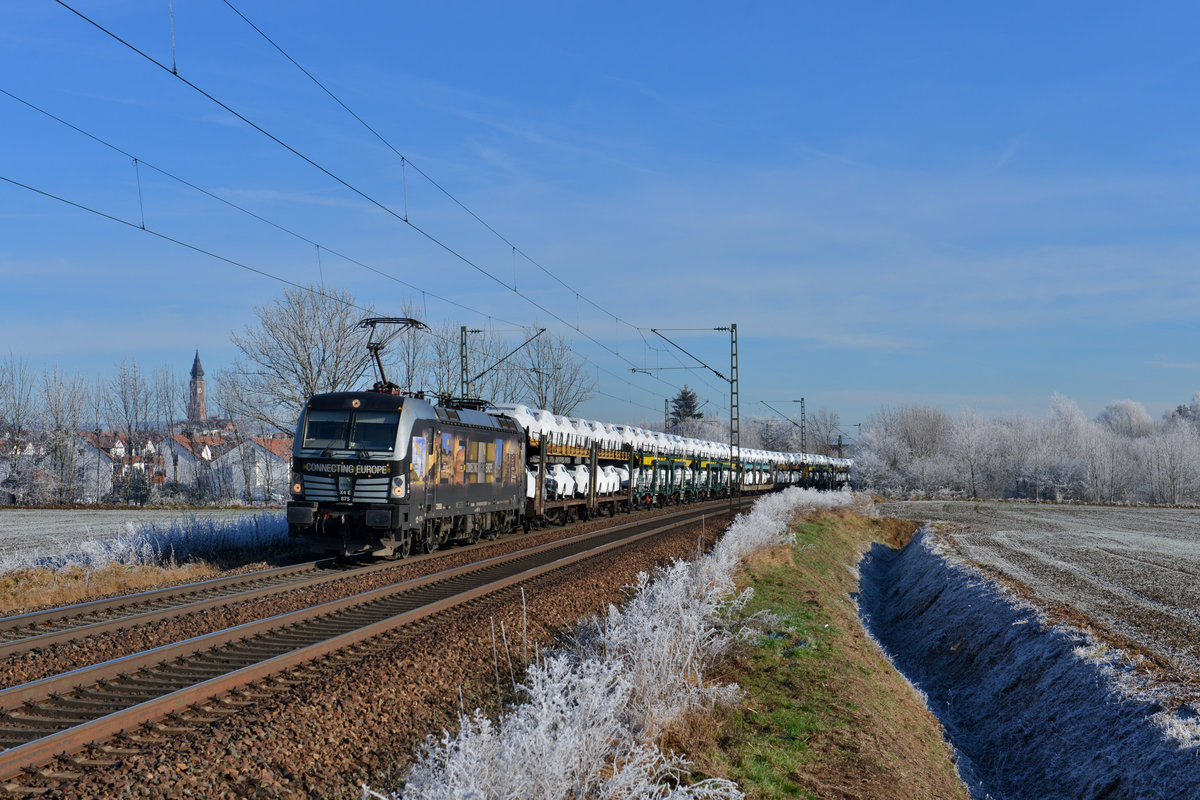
[0,500,735,660]
[0,501,738,784]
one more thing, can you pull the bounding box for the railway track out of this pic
[0,499,735,659]
[0,501,738,785]
[0,559,357,656]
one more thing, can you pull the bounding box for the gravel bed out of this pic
[19,516,727,798]
[876,501,1200,679]
[0,505,719,690]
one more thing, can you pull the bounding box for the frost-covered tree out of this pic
[951,410,987,499]
[852,405,954,497]
[1097,400,1155,438]
[1140,418,1200,505]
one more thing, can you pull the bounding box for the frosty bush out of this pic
[0,511,291,574]
[375,488,856,800]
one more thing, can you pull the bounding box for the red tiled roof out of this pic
[254,437,294,459]
[169,434,232,458]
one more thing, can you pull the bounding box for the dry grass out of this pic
[0,562,224,614]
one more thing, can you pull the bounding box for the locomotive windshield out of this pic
[302,409,400,451]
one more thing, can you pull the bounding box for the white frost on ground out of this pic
[365,488,856,800]
[0,511,290,573]
[858,529,1200,800]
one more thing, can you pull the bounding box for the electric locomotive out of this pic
[286,391,525,558]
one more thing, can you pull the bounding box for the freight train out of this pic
[285,388,851,558]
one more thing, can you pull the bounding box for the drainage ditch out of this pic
[856,530,1200,800]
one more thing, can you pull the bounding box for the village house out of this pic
[215,436,292,503]
[0,351,293,506]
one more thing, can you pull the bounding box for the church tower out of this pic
[187,350,208,423]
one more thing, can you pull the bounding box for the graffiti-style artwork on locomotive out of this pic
[436,433,451,485]
[453,437,466,486]
[410,435,427,486]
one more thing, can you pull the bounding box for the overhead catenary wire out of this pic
[218,0,638,337]
[218,0,698,405]
[44,1,721,414]
[0,162,673,413]
[0,173,371,315]
[0,86,680,405]
[53,0,692,402]
[0,170,525,374]
[0,86,519,331]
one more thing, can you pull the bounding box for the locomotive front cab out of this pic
[286,391,414,556]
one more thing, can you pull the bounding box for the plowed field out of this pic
[875,502,1200,676]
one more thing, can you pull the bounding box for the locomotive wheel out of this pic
[398,533,411,559]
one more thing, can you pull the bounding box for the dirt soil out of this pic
[877,501,1200,696]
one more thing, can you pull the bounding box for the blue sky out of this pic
[2,1,1200,430]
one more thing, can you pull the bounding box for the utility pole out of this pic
[459,326,482,398]
[837,434,844,459]
[643,324,739,512]
[664,398,669,432]
[800,397,806,454]
[729,323,739,512]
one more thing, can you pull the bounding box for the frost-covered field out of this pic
[0,508,289,571]
[877,501,1200,675]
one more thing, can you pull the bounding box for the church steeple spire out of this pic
[187,350,207,422]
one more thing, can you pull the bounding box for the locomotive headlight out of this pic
[391,475,406,498]
[291,473,303,495]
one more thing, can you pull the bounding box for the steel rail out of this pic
[0,560,372,659]
[0,502,736,781]
[0,560,332,636]
[0,498,737,656]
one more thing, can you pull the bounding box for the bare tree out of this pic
[40,366,89,504]
[87,374,109,504]
[517,330,595,415]
[753,417,794,452]
[419,321,461,399]
[110,358,153,505]
[226,285,384,433]
[0,353,37,503]
[152,363,184,484]
[807,408,842,457]
[392,297,426,393]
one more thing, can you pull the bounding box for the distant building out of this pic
[187,350,207,423]
[216,436,293,502]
